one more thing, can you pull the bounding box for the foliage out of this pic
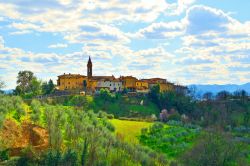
[139,121,201,158]
[0,149,9,162]
[14,71,42,98]
[0,95,25,122]
[180,131,248,166]
[30,99,41,123]
[68,95,89,108]
[42,79,55,95]
[29,105,166,165]
[0,78,5,93]
[148,85,195,117]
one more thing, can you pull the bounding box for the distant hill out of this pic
[3,89,14,94]
[188,83,250,96]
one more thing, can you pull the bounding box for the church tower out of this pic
[87,56,92,78]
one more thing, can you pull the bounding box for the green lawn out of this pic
[110,119,152,144]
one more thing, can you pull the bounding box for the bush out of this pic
[30,99,41,122]
[0,149,9,161]
[180,131,247,166]
[68,95,88,107]
[168,112,181,121]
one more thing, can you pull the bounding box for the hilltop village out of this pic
[57,57,187,94]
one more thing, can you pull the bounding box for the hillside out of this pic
[189,83,250,95]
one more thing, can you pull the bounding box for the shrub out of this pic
[168,112,181,121]
[180,131,247,166]
[0,149,9,161]
[30,99,41,122]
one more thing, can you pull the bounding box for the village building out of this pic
[56,57,185,94]
[120,76,138,92]
[57,74,87,91]
[141,78,174,92]
[135,80,149,93]
[94,77,123,92]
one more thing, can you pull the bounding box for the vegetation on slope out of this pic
[0,95,167,165]
[110,119,152,144]
[139,121,201,158]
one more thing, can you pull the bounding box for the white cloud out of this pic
[10,30,32,35]
[0,1,249,86]
[136,21,185,39]
[168,0,196,16]
[48,43,68,48]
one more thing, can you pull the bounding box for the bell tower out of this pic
[87,56,92,78]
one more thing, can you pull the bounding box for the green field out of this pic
[110,119,152,144]
[139,121,201,158]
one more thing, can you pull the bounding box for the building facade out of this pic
[57,57,185,94]
[57,74,87,90]
[120,76,137,91]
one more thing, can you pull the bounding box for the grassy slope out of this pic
[110,119,152,144]
[91,96,159,118]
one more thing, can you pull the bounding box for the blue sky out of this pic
[0,0,249,89]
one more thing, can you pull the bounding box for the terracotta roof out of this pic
[90,75,116,81]
[136,80,148,83]
[141,78,166,84]
[58,74,87,78]
[120,76,137,80]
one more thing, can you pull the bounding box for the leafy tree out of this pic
[0,149,9,161]
[233,90,248,100]
[202,92,213,101]
[42,79,55,95]
[0,78,5,93]
[14,71,42,97]
[216,90,231,100]
[180,131,247,166]
[68,95,88,107]
[30,77,42,96]
[83,80,87,91]
[148,84,160,107]
[15,71,34,94]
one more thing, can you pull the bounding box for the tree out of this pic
[15,71,42,97]
[202,92,213,101]
[233,90,248,100]
[180,131,246,166]
[0,79,5,93]
[30,78,42,96]
[216,91,231,100]
[83,80,87,92]
[42,79,55,95]
[100,88,113,101]
[148,84,160,107]
[16,71,34,95]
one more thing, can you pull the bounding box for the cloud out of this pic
[168,0,196,16]
[0,1,249,87]
[136,21,185,39]
[48,43,68,48]
[175,56,215,65]
[185,5,233,34]
[10,30,32,35]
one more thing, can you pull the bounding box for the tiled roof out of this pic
[58,74,87,78]
[91,76,116,81]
